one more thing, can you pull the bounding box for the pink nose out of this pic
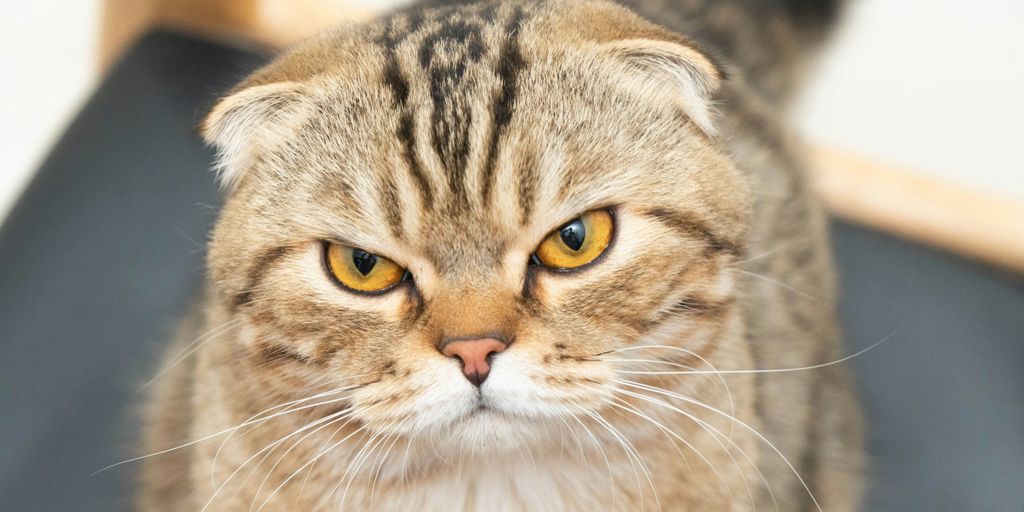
[441,338,508,386]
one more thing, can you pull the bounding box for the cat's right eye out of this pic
[324,242,407,293]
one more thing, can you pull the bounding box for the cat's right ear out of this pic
[201,81,310,191]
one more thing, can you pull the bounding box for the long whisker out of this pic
[335,424,395,512]
[140,318,243,389]
[554,409,590,472]
[611,386,779,512]
[398,432,414,495]
[201,407,358,512]
[93,385,356,475]
[252,419,374,512]
[610,344,737,437]
[729,268,819,303]
[603,394,739,507]
[612,329,897,376]
[296,415,367,505]
[563,405,619,509]
[210,380,374,489]
[248,407,362,511]
[732,238,800,266]
[598,357,700,372]
[580,406,661,512]
[617,379,817,512]
[288,415,368,507]
[368,426,405,510]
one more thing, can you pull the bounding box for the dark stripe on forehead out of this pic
[642,208,742,255]
[517,151,537,225]
[480,7,527,207]
[378,12,433,210]
[382,55,410,104]
[376,10,424,50]
[379,170,405,239]
[397,113,434,209]
[419,19,487,68]
[420,17,488,207]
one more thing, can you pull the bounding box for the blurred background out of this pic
[0,1,1021,511]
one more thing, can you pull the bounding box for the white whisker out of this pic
[210,383,368,489]
[611,386,778,512]
[617,379,816,512]
[335,425,394,511]
[248,407,360,511]
[564,406,619,509]
[202,407,357,512]
[140,318,243,389]
[612,344,737,436]
[614,330,897,376]
[255,420,374,512]
[598,393,737,505]
[730,268,819,303]
[579,406,661,512]
[94,385,355,476]
[368,426,404,510]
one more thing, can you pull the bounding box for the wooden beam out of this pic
[99,0,159,70]
[809,145,1024,274]
[100,0,381,69]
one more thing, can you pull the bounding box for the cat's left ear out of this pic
[542,0,725,135]
[598,38,723,135]
[200,81,311,190]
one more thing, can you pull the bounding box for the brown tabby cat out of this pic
[139,0,864,510]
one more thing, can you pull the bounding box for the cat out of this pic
[138,0,864,510]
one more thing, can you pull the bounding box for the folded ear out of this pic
[599,38,723,135]
[200,81,311,190]
[542,0,724,135]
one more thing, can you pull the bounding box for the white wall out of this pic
[796,0,1024,197]
[1,0,1021,222]
[0,0,101,220]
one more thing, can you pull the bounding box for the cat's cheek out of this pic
[483,348,614,417]
[482,352,553,416]
[353,354,480,434]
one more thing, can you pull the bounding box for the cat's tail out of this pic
[775,0,847,39]
[751,0,848,104]
[676,0,849,106]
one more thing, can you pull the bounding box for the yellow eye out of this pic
[534,209,614,270]
[324,243,407,293]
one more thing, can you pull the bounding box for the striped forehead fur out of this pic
[201,1,724,205]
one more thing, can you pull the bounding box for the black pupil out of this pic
[351,249,378,276]
[559,219,586,251]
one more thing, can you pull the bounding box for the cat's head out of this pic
[203,0,750,452]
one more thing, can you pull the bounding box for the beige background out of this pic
[2,0,1022,222]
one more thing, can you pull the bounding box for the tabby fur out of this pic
[139,1,863,510]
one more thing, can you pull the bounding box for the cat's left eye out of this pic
[533,209,614,270]
[324,242,407,293]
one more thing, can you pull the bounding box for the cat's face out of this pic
[205,1,750,452]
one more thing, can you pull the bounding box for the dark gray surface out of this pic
[1,30,1021,512]
[0,31,265,511]
[833,223,1024,511]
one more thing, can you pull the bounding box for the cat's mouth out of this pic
[451,402,519,434]
[463,400,492,419]
[457,398,511,425]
